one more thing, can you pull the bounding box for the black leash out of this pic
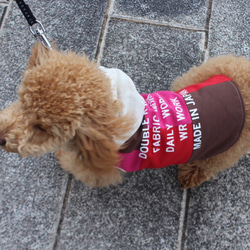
[15,0,52,50]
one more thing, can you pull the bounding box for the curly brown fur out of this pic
[0,43,134,187]
[1,43,250,188]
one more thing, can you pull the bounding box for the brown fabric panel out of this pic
[119,119,145,153]
[188,81,245,162]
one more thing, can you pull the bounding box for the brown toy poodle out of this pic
[0,42,249,188]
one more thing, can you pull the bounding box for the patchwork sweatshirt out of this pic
[100,67,245,172]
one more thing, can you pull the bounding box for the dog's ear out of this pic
[27,42,52,69]
[73,125,123,187]
[75,126,120,169]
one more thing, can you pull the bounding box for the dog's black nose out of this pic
[0,139,6,146]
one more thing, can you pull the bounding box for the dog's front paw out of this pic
[178,162,211,189]
[77,167,123,188]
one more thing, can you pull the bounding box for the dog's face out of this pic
[0,100,76,156]
[0,43,121,158]
[0,44,86,156]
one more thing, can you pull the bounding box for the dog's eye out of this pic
[33,125,46,132]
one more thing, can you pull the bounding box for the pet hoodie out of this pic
[100,67,245,172]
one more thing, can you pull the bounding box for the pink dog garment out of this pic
[118,75,245,172]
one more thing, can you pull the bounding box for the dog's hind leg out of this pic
[178,157,235,189]
[178,161,212,189]
[178,139,249,189]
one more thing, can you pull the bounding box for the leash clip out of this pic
[15,0,52,50]
[30,20,52,50]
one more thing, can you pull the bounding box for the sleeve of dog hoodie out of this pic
[99,67,145,146]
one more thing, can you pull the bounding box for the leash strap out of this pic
[15,0,52,50]
[15,0,36,26]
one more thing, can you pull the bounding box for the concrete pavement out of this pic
[0,0,249,249]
